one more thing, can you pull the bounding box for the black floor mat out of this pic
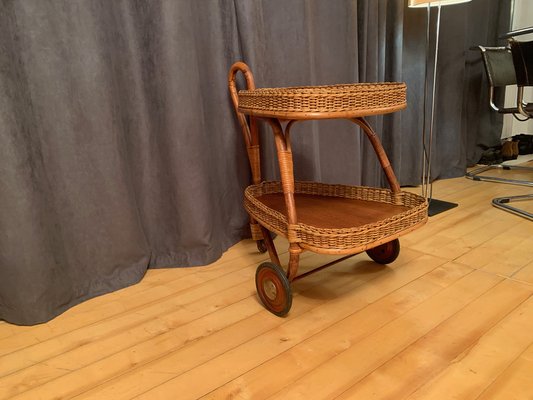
[428,198,458,217]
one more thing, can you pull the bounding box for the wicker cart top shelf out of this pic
[237,82,407,119]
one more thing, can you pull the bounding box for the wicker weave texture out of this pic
[238,83,406,115]
[244,181,427,251]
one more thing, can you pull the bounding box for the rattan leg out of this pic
[249,219,263,240]
[351,117,401,195]
[265,118,299,225]
[287,245,302,281]
[260,226,281,266]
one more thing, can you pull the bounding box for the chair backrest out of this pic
[509,39,533,87]
[479,46,517,88]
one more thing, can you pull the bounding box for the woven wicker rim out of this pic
[237,82,407,117]
[239,82,405,96]
[244,181,427,251]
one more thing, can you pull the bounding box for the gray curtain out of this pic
[0,0,249,325]
[0,0,506,325]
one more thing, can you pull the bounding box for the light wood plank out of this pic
[6,250,421,400]
[71,252,441,400]
[200,262,473,400]
[139,269,502,400]
[405,296,533,400]
[334,279,532,400]
[0,281,256,399]
[475,343,533,400]
[513,259,533,285]
[455,221,533,273]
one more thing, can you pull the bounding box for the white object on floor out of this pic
[502,154,533,166]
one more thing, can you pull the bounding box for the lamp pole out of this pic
[425,2,441,200]
[409,0,471,215]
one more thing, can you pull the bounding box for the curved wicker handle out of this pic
[228,62,256,110]
[228,62,257,149]
[228,62,261,184]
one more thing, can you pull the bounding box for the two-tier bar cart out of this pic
[228,62,428,316]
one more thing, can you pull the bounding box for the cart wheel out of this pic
[255,262,292,317]
[366,239,400,264]
[256,239,268,254]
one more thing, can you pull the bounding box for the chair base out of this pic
[492,195,533,221]
[465,164,533,187]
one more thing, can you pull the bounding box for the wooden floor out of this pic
[1,167,533,400]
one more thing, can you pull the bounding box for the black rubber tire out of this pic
[255,262,292,317]
[256,239,268,254]
[366,239,400,264]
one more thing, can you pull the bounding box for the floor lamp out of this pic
[408,0,471,216]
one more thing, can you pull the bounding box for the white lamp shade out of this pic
[408,0,471,7]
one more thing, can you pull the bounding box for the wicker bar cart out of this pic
[228,62,428,316]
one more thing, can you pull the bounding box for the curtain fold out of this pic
[0,0,506,325]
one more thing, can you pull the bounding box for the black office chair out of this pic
[466,43,533,220]
[477,45,532,118]
[510,39,533,118]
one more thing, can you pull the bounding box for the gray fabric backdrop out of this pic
[0,0,507,325]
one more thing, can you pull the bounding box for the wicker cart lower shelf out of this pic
[245,181,427,254]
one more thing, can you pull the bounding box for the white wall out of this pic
[501,0,533,138]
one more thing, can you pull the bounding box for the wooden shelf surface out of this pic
[258,193,409,230]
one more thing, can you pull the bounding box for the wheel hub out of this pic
[263,279,278,301]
